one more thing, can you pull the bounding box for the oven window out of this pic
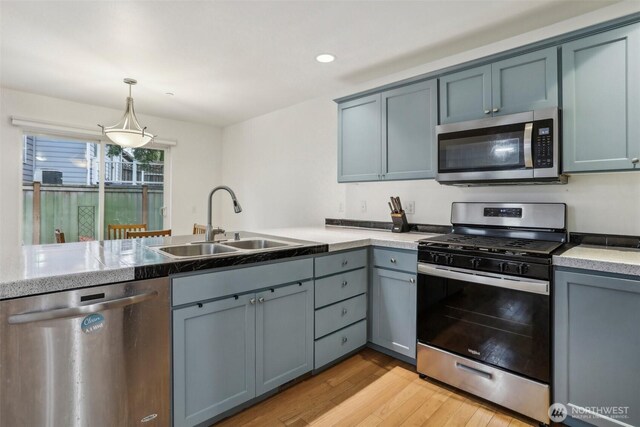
[417,274,549,383]
[438,124,526,173]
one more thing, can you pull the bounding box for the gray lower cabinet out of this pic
[338,79,437,183]
[173,294,256,427]
[440,47,558,124]
[370,267,417,360]
[562,23,640,173]
[255,281,314,395]
[554,269,640,427]
[172,259,314,427]
[314,248,368,369]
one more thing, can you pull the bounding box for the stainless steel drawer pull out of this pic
[258,297,265,303]
[341,281,348,287]
[342,308,348,315]
[409,278,415,284]
[455,362,493,380]
[250,298,256,305]
[342,336,348,344]
[492,107,500,112]
[8,291,158,324]
[390,258,397,263]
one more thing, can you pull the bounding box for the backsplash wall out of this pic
[343,174,640,235]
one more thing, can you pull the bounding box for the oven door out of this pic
[436,112,534,183]
[417,263,550,383]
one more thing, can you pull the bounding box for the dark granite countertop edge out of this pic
[134,244,328,280]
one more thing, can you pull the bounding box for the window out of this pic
[22,134,167,244]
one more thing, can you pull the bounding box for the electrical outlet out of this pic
[360,201,367,213]
[405,201,415,215]
[338,202,344,213]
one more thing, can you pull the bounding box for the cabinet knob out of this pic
[342,308,348,316]
[258,297,265,303]
[484,110,490,114]
[390,258,397,263]
[249,298,256,305]
[341,280,348,287]
[492,107,500,113]
[342,259,348,267]
[632,158,639,164]
[409,278,415,284]
[341,336,348,344]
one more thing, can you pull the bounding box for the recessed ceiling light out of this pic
[315,53,335,63]
[165,92,174,96]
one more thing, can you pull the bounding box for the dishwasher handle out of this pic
[8,290,159,325]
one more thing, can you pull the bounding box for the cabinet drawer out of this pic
[315,294,367,339]
[314,320,367,369]
[315,268,367,308]
[172,258,313,306]
[315,249,367,278]
[372,248,417,273]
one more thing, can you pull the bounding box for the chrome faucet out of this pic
[205,186,242,242]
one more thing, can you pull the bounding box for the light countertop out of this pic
[554,245,640,277]
[0,226,434,300]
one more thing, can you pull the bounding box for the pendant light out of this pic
[99,78,154,148]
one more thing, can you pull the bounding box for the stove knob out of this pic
[517,264,528,275]
[498,262,507,273]
[470,258,480,268]
[447,255,454,265]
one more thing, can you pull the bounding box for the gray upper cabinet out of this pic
[555,269,640,427]
[255,281,314,395]
[382,80,438,180]
[338,94,382,182]
[370,267,417,360]
[173,294,256,427]
[338,79,438,182]
[491,47,558,116]
[439,48,558,124]
[439,65,492,124]
[562,23,640,172]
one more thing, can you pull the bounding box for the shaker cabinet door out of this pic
[562,23,640,172]
[439,64,492,124]
[173,295,256,427]
[382,80,438,180]
[255,281,314,395]
[338,94,382,182]
[491,47,558,116]
[371,267,417,360]
[554,270,640,427]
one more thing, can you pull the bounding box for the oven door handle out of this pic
[417,263,549,295]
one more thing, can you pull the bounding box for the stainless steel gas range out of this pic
[416,202,567,424]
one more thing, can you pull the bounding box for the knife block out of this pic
[391,212,410,233]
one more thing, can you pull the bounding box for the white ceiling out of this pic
[0,1,618,127]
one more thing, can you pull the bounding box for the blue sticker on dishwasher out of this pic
[81,313,104,334]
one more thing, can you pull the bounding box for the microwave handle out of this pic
[524,122,533,168]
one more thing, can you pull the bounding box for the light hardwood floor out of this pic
[216,348,537,426]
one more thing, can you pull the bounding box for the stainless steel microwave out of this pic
[435,108,566,185]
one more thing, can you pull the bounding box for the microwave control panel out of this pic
[533,119,554,168]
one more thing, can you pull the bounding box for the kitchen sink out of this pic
[222,239,295,250]
[156,243,239,258]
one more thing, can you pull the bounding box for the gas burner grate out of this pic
[421,233,562,255]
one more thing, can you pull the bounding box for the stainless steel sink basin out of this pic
[156,243,239,258]
[222,239,294,250]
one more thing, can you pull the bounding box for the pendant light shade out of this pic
[100,78,154,148]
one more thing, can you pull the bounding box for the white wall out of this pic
[222,2,640,236]
[0,88,223,255]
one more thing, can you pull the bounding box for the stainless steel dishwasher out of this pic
[0,277,170,427]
